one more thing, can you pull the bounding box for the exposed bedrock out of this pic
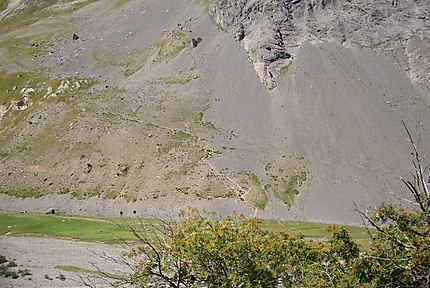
[208,0,430,89]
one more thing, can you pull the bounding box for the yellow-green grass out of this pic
[0,1,8,13]
[0,211,371,249]
[279,64,291,76]
[191,0,209,11]
[0,0,98,34]
[103,0,130,15]
[262,219,372,251]
[124,28,190,76]
[55,265,119,278]
[0,71,96,130]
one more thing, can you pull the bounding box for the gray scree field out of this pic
[0,0,429,224]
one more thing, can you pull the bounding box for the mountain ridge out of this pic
[207,0,430,89]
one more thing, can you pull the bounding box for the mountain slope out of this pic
[0,0,429,223]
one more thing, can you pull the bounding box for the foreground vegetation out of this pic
[100,205,427,288]
[95,125,430,288]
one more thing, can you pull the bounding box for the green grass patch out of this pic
[279,63,291,76]
[0,36,53,69]
[248,173,269,210]
[102,0,130,15]
[0,0,98,33]
[0,187,48,198]
[190,0,209,11]
[103,190,119,200]
[71,186,102,200]
[55,265,121,279]
[275,172,307,208]
[0,212,140,243]
[261,220,372,251]
[0,0,8,14]
[124,29,190,76]
[192,111,218,131]
[160,75,193,85]
[0,71,96,158]
[10,132,62,158]
[0,71,50,104]
[0,71,96,132]
[55,265,103,276]
[0,211,372,250]
[92,48,132,69]
[123,47,152,76]
[157,130,197,155]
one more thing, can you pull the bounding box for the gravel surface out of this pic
[0,236,129,288]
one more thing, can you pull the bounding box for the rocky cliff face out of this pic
[208,0,430,89]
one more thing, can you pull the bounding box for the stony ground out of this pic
[0,236,129,288]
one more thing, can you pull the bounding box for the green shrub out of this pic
[120,209,360,287]
[353,204,430,287]
[6,260,17,267]
[352,124,430,287]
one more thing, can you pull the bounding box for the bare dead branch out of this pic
[354,207,415,249]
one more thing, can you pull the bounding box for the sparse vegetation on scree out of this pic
[0,254,31,280]
[0,0,313,213]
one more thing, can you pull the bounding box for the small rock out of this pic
[191,37,202,48]
[234,23,245,41]
[116,164,128,176]
[85,163,93,173]
[46,209,55,215]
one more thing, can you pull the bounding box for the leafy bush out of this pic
[119,210,360,287]
[95,204,428,287]
[353,204,430,287]
[352,123,430,287]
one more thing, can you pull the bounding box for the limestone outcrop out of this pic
[208,0,430,89]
